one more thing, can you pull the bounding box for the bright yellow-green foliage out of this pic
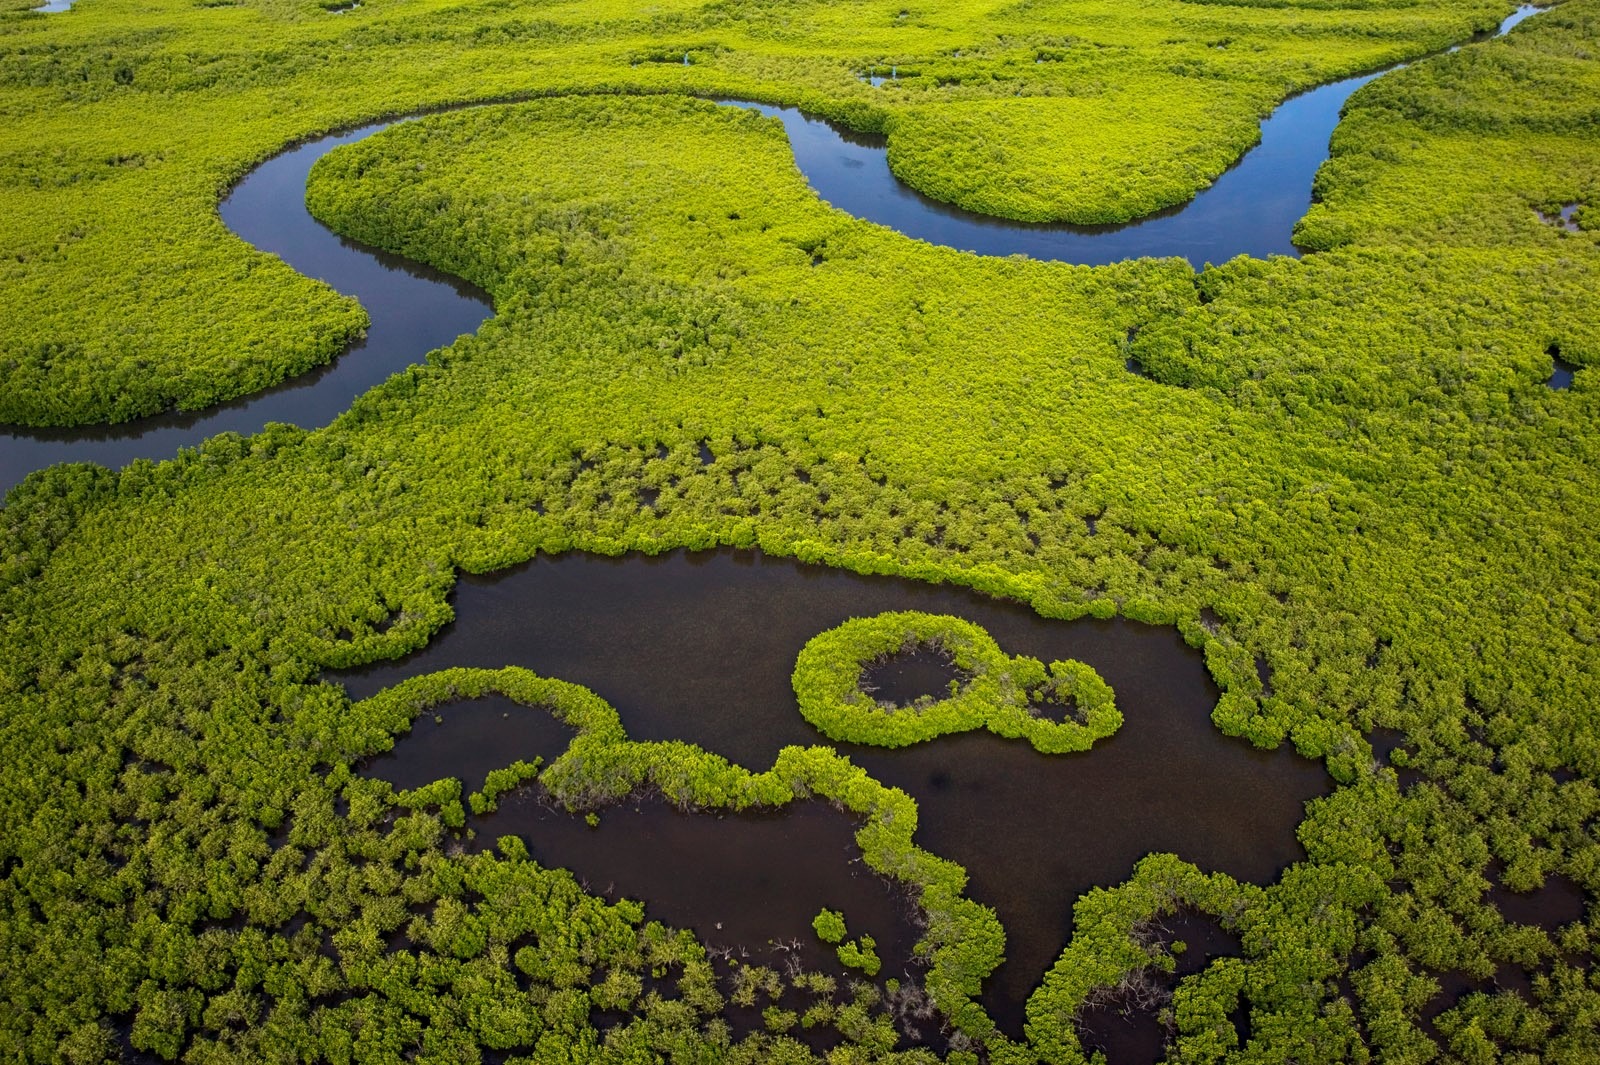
[4,0,1600,1062]
[883,81,1267,224]
[838,933,883,977]
[814,908,849,945]
[1299,1,1600,255]
[1,0,1512,424]
[790,611,1120,752]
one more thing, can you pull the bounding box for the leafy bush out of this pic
[793,611,1121,754]
[813,908,848,944]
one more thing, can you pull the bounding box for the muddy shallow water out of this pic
[342,548,1331,1033]
[366,704,934,1046]
[365,692,575,793]
[1076,912,1245,1062]
[476,797,923,988]
[859,645,970,708]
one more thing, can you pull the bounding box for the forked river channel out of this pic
[0,5,1548,495]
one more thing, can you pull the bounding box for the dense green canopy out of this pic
[2,0,1599,1060]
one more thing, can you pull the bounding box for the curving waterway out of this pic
[741,4,1542,266]
[0,5,1544,497]
[0,123,494,498]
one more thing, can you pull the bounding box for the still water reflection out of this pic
[342,549,1331,1032]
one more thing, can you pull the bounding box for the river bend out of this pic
[0,6,1544,496]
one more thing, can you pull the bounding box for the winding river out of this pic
[735,10,1544,267]
[0,6,1543,496]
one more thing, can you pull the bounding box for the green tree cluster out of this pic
[792,611,1120,754]
[2,1,1599,1061]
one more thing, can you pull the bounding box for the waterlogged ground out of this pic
[344,550,1331,1029]
[342,549,1330,1035]
[3,0,1600,1061]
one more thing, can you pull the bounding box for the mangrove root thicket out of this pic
[2,0,1599,1061]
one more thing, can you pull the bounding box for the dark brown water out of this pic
[1076,912,1244,1063]
[340,548,1330,1034]
[473,797,923,985]
[860,646,969,708]
[364,693,574,794]
[365,695,933,1044]
[1369,726,1424,789]
[1490,871,1587,931]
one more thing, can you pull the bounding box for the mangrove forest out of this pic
[1,0,1598,1061]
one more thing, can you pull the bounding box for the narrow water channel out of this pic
[0,124,493,498]
[338,548,1332,1035]
[0,5,1546,496]
[731,7,1542,266]
[730,6,1543,266]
